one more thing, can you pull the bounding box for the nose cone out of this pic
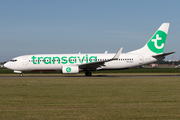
[4,62,10,69]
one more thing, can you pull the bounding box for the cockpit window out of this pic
[10,59,17,62]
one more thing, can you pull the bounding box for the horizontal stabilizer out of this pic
[152,52,175,58]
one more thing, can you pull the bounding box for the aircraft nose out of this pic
[4,63,7,68]
[4,62,10,69]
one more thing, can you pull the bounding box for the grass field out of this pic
[1,77,180,119]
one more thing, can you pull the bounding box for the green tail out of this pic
[129,23,170,54]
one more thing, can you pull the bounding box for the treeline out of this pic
[156,60,180,65]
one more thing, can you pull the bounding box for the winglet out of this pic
[112,47,123,60]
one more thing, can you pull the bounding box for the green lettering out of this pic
[38,57,43,64]
[43,57,51,64]
[78,56,85,64]
[32,56,37,64]
[61,56,67,64]
[86,54,88,63]
[69,56,76,64]
[53,57,60,64]
[89,56,97,62]
[31,55,98,65]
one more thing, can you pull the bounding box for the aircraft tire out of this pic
[20,73,23,77]
[85,71,92,76]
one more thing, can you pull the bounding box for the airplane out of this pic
[4,23,175,76]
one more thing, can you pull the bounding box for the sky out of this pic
[0,0,180,62]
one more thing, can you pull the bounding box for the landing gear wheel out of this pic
[85,71,92,76]
[20,73,23,77]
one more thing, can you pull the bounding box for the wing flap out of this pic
[79,60,106,70]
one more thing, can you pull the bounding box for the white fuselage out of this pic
[4,53,160,72]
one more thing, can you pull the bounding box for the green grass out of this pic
[0,77,180,119]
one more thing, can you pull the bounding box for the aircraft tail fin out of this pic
[129,23,170,54]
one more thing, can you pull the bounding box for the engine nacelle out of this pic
[14,70,22,73]
[62,66,79,74]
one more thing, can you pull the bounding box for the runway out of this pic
[1,75,180,78]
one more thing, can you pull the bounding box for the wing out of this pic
[79,48,123,70]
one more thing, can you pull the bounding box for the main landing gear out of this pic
[85,71,92,76]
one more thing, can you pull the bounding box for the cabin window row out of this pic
[28,58,133,62]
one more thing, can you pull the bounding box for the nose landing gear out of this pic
[20,73,23,77]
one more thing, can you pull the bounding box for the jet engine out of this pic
[62,66,79,74]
